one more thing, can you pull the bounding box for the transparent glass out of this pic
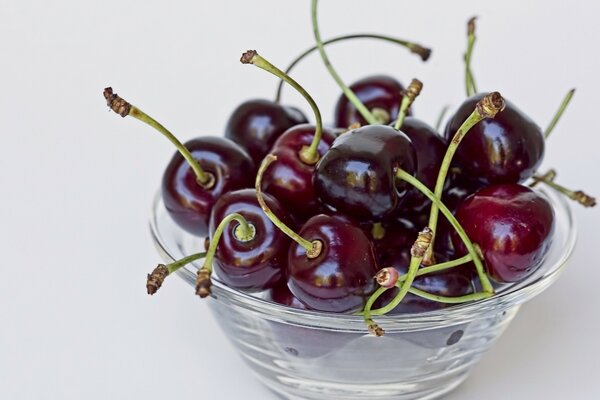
[149,188,576,400]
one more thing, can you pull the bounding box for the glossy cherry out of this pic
[208,189,291,291]
[224,99,307,164]
[162,137,254,236]
[444,93,545,184]
[334,75,408,127]
[314,125,417,222]
[288,214,379,312]
[261,124,337,219]
[396,117,448,212]
[452,184,555,283]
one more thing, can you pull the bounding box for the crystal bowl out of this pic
[149,188,575,400]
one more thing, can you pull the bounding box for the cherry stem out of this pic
[424,92,506,265]
[201,213,255,275]
[241,51,323,165]
[274,33,431,103]
[545,88,576,139]
[102,88,213,188]
[396,169,495,294]
[146,252,207,295]
[532,171,596,207]
[364,228,432,334]
[393,79,423,130]
[371,222,386,240]
[256,155,322,257]
[410,288,492,304]
[529,169,556,188]
[195,213,255,298]
[435,105,450,132]
[465,17,478,96]
[358,254,473,316]
[311,0,378,125]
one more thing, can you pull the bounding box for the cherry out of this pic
[162,137,254,236]
[335,75,408,127]
[452,184,555,283]
[208,189,291,291]
[397,117,448,212]
[314,125,417,222]
[288,214,379,312]
[224,99,307,164]
[444,93,545,184]
[240,50,337,220]
[261,124,337,219]
[103,87,254,236]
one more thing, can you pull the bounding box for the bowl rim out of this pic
[149,187,576,331]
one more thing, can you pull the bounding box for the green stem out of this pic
[166,252,207,274]
[424,97,500,264]
[371,255,423,317]
[394,96,412,130]
[435,106,449,132]
[256,155,319,255]
[544,88,575,139]
[241,51,323,165]
[396,169,494,294]
[128,107,212,187]
[533,173,596,208]
[400,254,473,283]
[201,213,255,274]
[465,17,478,96]
[275,33,431,103]
[311,0,378,125]
[362,286,388,327]
[408,287,492,304]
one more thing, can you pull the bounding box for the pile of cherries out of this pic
[104,4,594,335]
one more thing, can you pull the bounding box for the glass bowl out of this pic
[149,188,575,400]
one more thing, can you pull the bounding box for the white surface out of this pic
[1,0,599,398]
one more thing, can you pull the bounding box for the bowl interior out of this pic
[149,187,576,332]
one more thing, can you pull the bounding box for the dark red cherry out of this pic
[372,219,416,268]
[225,99,307,164]
[444,93,545,184]
[288,214,378,312]
[162,137,254,236]
[268,281,310,310]
[452,184,555,283]
[314,125,417,222]
[396,117,448,212]
[261,124,337,219]
[334,75,408,127]
[209,189,291,291]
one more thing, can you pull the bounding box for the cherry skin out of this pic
[396,117,448,212]
[224,99,307,165]
[314,125,417,222]
[452,184,555,283]
[209,189,291,291]
[162,137,254,236]
[288,214,379,312]
[444,93,545,184]
[261,124,337,219]
[334,75,408,127]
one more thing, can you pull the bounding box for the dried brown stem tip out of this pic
[375,267,399,289]
[146,264,169,295]
[411,227,434,258]
[368,323,385,337]
[240,50,258,64]
[408,44,432,62]
[573,191,597,208]
[468,16,477,36]
[477,92,506,119]
[195,268,212,298]
[403,79,424,102]
[103,87,131,117]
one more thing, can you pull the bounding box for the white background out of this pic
[1,0,599,398]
